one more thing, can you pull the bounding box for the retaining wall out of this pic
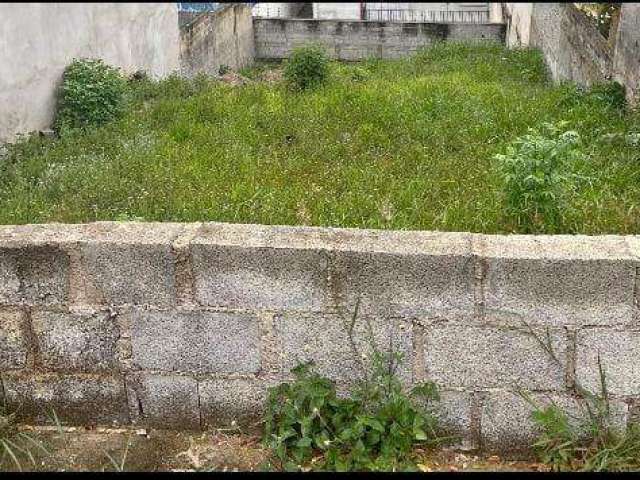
[0,222,638,451]
[254,19,506,60]
[180,3,255,78]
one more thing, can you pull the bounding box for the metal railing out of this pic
[364,9,490,24]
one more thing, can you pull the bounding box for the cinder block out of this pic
[31,309,119,372]
[2,372,129,426]
[481,390,628,452]
[330,230,475,317]
[75,222,183,306]
[415,389,475,449]
[274,313,413,385]
[199,377,269,429]
[0,246,69,305]
[576,328,640,396]
[130,309,260,374]
[423,325,567,390]
[0,308,28,369]
[190,223,330,311]
[480,235,636,327]
[126,374,200,430]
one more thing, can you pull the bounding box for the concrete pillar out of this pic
[613,3,640,107]
[489,2,503,23]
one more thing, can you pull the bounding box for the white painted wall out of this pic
[312,2,489,20]
[503,3,534,46]
[0,3,180,143]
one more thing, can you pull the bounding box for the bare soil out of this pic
[1,425,548,472]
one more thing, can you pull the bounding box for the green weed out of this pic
[1,42,639,233]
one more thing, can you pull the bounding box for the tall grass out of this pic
[1,42,639,233]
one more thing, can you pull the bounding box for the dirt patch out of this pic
[1,426,543,472]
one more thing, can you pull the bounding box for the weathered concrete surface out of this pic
[2,372,129,425]
[274,313,413,384]
[0,308,28,369]
[31,309,119,372]
[503,3,640,105]
[0,221,638,451]
[423,325,567,390]
[180,3,255,77]
[254,19,506,60]
[0,3,180,143]
[613,3,640,107]
[130,309,261,374]
[126,374,200,430]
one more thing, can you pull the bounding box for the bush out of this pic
[588,81,626,110]
[262,305,445,472]
[284,45,329,91]
[54,58,128,133]
[495,122,586,233]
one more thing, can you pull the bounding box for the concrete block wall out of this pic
[254,19,506,61]
[180,3,255,78]
[0,222,638,452]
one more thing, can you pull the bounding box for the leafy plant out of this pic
[521,324,640,472]
[283,44,329,91]
[495,121,587,233]
[263,302,445,472]
[588,81,626,111]
[54,58,128,133]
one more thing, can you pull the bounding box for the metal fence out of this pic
[177,3,220,12]
[364,8,490,23]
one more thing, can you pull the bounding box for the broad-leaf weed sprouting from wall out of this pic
[521,324,640,472]
[262,301,447,472]
[495,121,589,233]
[54,58,128,134]
[283,44,329,91]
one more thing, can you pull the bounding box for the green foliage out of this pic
[0,404,50,471]
[2,42,640,233]
[263,358,442,472]
[263,305,444,472]
[588,81,626,111]
[522,325,640,472]
[495,122,588,233]
[284,44,329,91]
[54,59,128,133]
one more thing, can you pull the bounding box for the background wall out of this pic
[180,3,255,78]
[503,2,640,106]
[0,222,638,451]
[254,19,505,61]
[0,3,180,144]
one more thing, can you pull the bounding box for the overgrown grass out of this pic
[2,42,639,233]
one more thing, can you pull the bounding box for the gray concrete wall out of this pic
[613,3,640,107]
[254,19,506,61]
[180,3,255,77]
[0,3,180,144]
[0,221,638,451]
[503,2,640,106]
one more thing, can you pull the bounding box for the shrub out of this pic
[588,81,626,111]
[284,45,329,91]
[262,304,445,472]
[54,58,128,133]
[495,122,586,233]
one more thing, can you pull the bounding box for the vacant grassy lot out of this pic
[2,42,639,233]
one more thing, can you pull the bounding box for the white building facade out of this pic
[253,2,497,23]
